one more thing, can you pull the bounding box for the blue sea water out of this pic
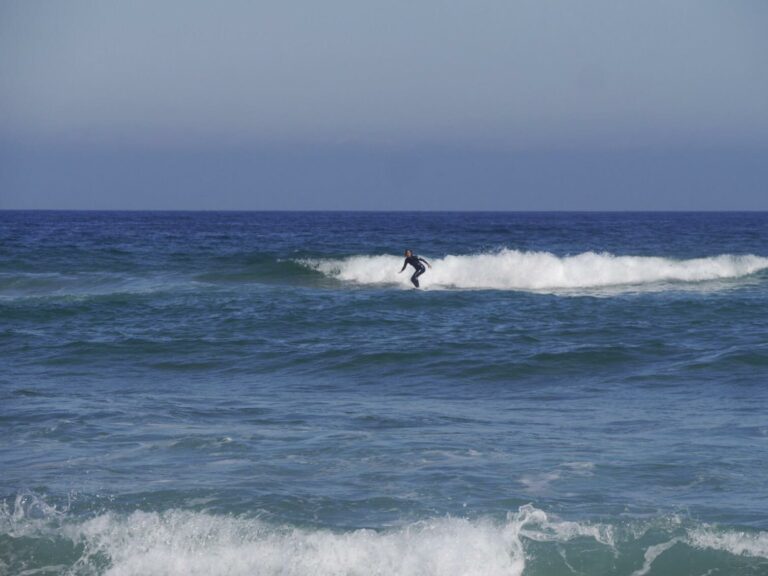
[1,211,768,576]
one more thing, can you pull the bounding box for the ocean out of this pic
[1,210,767,576]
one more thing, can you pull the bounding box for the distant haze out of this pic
[2,1,767,210]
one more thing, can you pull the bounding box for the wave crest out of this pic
[300,250,768,292]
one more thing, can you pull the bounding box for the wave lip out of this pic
[300,250,768,292]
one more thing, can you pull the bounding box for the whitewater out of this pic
[5,496,768,576]
[302,249,768,291]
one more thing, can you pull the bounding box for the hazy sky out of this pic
[2,1,767,209]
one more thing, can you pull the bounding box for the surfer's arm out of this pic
[419,257,431,268]
[398,260,407,273]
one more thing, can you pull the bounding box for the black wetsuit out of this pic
[401,255,429,287]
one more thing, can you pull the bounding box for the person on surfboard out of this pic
[399,249,431,288]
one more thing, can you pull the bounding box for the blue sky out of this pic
[1,1,767,210]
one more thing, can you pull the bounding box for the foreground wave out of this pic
[3,497,768,576]
[301,250,768,291]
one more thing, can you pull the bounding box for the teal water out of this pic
[2,211,768,575]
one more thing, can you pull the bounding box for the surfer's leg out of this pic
[411,267,424,287]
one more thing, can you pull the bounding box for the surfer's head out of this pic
[404,249,412,257]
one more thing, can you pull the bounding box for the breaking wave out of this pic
[0,503,599,576]
[300,250,768,292]
[3,496,768,576]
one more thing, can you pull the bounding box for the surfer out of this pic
[399,249,431,288]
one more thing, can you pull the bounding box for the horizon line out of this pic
[2,209,767,214]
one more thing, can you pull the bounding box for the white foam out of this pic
[516,504,615,548]
[687,527,768,559]
[300,250,768,292]
[6,494,768,576]
[6,497,767,575]
[630,539,680,576]
[66,510,532,576]
[2,504,614,576]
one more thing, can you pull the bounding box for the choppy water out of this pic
[2,211,768,576]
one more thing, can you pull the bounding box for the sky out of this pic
[1,0,767,210]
